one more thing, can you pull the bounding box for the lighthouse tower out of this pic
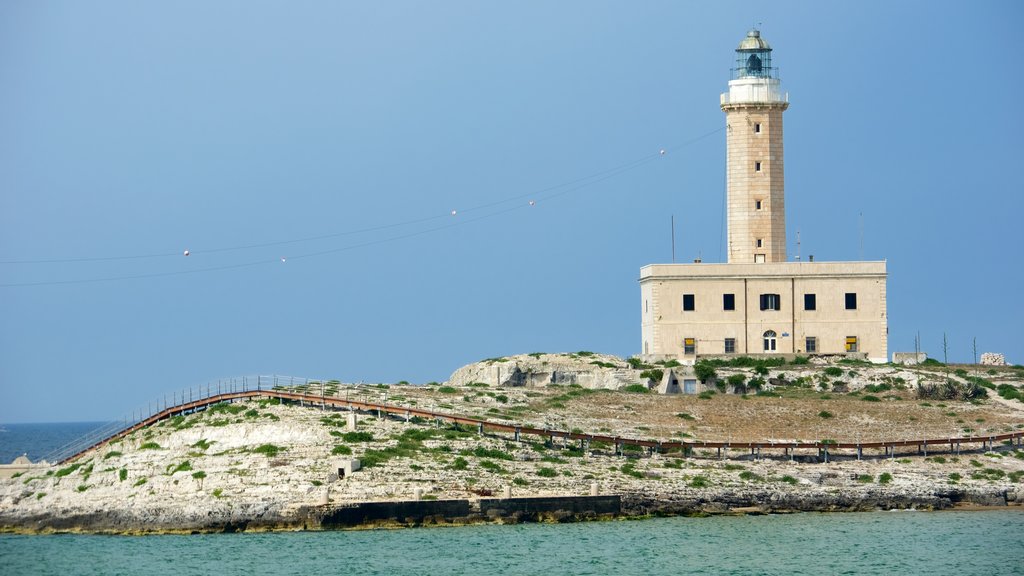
[721,29,789,264]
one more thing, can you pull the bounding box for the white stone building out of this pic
[640,30,888,362]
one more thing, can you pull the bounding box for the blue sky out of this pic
[1,1,1021,423]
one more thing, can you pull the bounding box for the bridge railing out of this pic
[40,375,345,464]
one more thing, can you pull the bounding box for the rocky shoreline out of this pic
[3,354,1023,534]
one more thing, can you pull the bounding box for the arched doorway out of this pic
[763,330,777,352]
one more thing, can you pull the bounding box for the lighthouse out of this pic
[639,29,888,364]
[721,29,789,264]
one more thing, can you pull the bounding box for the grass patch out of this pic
[341,431,374,442]
[331,445,353,455]
[191,439,213,450]
[676,413,695,421]
[622,384,650,393]
[54,463,83,478]
[464,446,514,461]
[818,411,834,419]
[167,461,193,475]
[689,475,710,488]
[878,472,893,484]
[861,395,882,402]
[252,444,285,457]
[103,451,123,460]
[479,460,507,474]
[139,441,161,450]
[856,474,874,483]
[738,471,763,482]
[133,477,147,487]
[119,468,128,482]
[437,386,458,394]
[779,475,798,485]
[536,467,558,478]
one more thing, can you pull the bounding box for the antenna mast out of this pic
[671,215,676,263]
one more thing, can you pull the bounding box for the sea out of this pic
[2,423,1023,576]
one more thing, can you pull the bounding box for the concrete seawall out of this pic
[306,495,622,529]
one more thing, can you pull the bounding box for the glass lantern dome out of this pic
[733,29,777,80]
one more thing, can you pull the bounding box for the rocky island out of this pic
[2,353,1023,533]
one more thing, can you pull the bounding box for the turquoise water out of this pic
[2,511,1022,575]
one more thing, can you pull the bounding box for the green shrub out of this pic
[449,457,468,470]
[437,386,458,394]
[331,445,352,455]
[479,460,507,474]
[512,477,529,486]
[620,463,644,479]
[252,444,284,457]
[627,357,650,369]
[167,461,193,475]
[878,472,893,484]
[861,395,881,402]
[676,413,695,421]
[212,488,224,498]
[818,411,834,419]
[694,361,718,383]
[191,439,212,450]
[857,474,873,483]
[103,451,123,460]
[119,468,128,482]
[133,477,147,487]
[689,475,710,488]
[622,384,650,393]
[738,471,763,482]
[948,472,962,482]
[536,467,558,478]
[192,471,207,480]
[639,369,663,382]
[824,367,844,377]
[467,446,514,461]
[55,463,83,478]
[698,391,716,400]
[779,475,798,485]
[139,442,161,450]
[341,431,374,442]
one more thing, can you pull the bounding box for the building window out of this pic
[724,338,736,354]
[756,238,763,248]
[754,123,761,134]
[755,200,762,210]
[806,337,817,353]
[845,292,858,310]
[759,293,781,311]
[644,300,648,313]
[804,293,816,311]
[845,336,859,353]
[754,254,766,263]
[755,161,762,172]
[682,294,695,311]
[723,293,735,311]
[644,341,649,355]
[763,330,777,352]
[683,338,696,354]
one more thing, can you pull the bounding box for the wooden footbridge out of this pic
[45,375,1024,465]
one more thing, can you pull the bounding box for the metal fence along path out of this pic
[44,376,1024,465]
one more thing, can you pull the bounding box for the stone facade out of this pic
[640,261,888,362]
[723,103,787,264]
